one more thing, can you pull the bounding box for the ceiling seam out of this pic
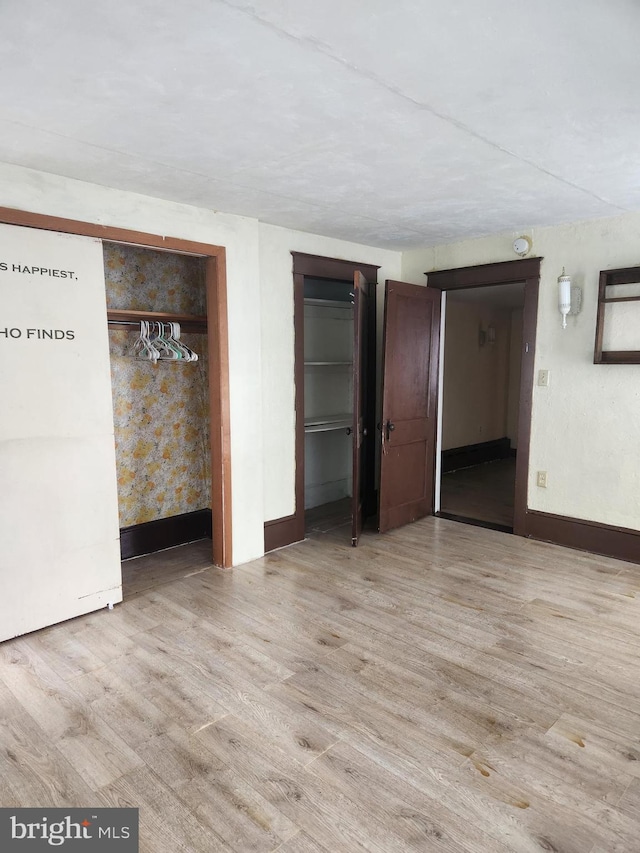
[216,0,626,213]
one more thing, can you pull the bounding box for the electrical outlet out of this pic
[537,471,548,488]
[537,369,550,387]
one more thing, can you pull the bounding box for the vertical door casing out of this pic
[351,271,367,545]
[379,281,441,533]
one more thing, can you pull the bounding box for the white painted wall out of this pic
[402,212,640,531]
[258,222,401,522]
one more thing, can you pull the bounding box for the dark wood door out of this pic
[379,281,441,533]
[351,271,367,546]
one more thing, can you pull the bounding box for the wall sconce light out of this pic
[478,324,496,347]
[558,268,582,329]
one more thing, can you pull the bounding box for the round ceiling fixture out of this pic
[513,236,532,257]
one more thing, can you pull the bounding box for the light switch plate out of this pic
[537,369,550,387]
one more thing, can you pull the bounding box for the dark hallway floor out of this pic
[440,456,516,528]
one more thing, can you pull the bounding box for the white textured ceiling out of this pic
[0,0,638,249]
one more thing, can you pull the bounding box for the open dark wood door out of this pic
[379,281,441,533]
[351,271,367,546]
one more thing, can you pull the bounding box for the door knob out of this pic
[385,420,395,440]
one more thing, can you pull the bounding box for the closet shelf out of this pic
[107,308,208,333]
[304,413,353,433]
[304,360,353,366]
[304,298,353,310]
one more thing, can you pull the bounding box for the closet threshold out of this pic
[107,308,208,333]
[304,413,353,433]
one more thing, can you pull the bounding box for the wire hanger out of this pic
[130,321,198,364]
[170,322,198,362]
[132,320,160,364]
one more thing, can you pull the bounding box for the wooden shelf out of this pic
[595,265,640,364]
[304,298,353,310]
[304,413,353,433]
[598,350,640,365]
[107,308,208,333]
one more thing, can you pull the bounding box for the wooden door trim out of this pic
[264,253,379,552]
[291,252,379,282]
[427,258,542,289]
[351,271,367,546]
[426,257,542,537]
[0,206,232,568]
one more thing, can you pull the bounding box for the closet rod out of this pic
[107,311,208,333]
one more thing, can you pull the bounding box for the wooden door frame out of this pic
[0,206,232,568]
[264,252,379,553]
[426,257,541,537]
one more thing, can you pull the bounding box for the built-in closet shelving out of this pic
[304,413,353,433]
[303,291,354,511]
[304,298,353,433]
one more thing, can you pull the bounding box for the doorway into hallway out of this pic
[438,282,525,532]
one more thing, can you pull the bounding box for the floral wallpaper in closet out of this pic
[104,243,210,528]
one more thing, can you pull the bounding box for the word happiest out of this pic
[10,815,93,846]
[0,262,77,279]
[0,328,75,340]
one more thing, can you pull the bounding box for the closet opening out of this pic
[0,205,232,616]
[105,242,215,596]
[264,252,378,553]
[304,277,355,535]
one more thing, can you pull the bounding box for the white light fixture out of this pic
[558,268,571,328]
[558,267,583,329]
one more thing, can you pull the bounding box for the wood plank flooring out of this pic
[440,458,516,528]
[305,498,352,535]
[2,518,640,852]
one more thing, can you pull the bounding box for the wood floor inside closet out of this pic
[2,519,640,852]
[121,539,213,598]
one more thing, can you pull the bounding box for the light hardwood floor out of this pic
[2,518,640,852]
